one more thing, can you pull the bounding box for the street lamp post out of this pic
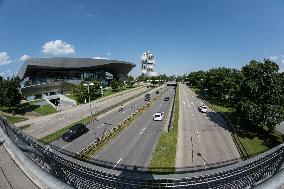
[197,152,210,188]
[100,86,104,97]
[83,82,94,117]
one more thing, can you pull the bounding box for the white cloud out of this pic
[281,59,284,64]
[0,51,12,65]
[93,56,109,60]
[20,54,31,61]
[106,52,112,55]
[88,13,94,18]
[268,56,278,61]
[42,40,75,56]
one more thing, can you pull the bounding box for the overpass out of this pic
[0,115,284,188]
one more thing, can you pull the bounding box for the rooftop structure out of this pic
[17,57,135,99]
[141,51,158,77]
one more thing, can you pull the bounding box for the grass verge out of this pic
[2,115,28,124]
[19,124,31,130]
[33,104,57,116]
[148,84,179,173]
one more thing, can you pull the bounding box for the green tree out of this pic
[0,76,4,106]
[235,59,284,130]
[0,77,21,109]
[110,80,120,91]
[73,81,101,104]
[186,71,206,87]
[126,76,135,88]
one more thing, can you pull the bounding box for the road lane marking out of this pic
[62,143,72,149]
[114,158,123,168]
[191,136,194,163]
[139,128,146,135]
[27,129,34,133]
[196,128,200,140]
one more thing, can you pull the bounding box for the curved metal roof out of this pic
[17,57,136,79]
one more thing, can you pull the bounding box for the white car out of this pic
[153,112,164,121]
[198,104,207,113]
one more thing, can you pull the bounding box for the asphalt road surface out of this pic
[176,84,240,168]
[94,86,176,168]
[50,85,167,153]
[17,86,150,139]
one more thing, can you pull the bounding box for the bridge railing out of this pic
[1,115,284,188]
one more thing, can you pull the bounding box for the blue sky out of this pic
[0,0,284,77]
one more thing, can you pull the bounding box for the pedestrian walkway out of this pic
[0,145,38,189]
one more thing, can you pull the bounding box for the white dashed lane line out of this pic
[139,128,146,135]
[113,158,123,168]
[196,128,200,140]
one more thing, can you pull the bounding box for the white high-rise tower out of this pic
[141,51,157,77]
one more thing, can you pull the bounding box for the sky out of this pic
[0,0,284,77]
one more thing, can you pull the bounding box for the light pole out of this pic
[100,85,104,97]
[197,153,210,188]
[83,82,94,116]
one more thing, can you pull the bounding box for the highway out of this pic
[17,85,150,139]
[175,84,240,168]
[50,85,167,153]
[94,86,176,168]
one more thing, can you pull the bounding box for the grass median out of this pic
[148,84,179,173]
[19,124,31,130]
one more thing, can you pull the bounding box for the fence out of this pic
[1,115,284,188]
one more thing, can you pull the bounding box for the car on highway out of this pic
[153,112,164,121]
[62,124,89,142]
[198,104,207,113]
[145,93,150,101]
[164,97,170,101]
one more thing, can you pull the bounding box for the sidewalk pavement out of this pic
[0,145,38,189]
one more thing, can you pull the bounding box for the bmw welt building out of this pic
[17,57,135,100]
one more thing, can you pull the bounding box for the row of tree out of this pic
[73,77,135,104]
[0,76,22,109]
[186,59,284,130]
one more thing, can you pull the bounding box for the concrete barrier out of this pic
[0,122,73,189]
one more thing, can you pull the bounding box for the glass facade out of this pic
[25,68,107,86]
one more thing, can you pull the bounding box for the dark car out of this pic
[156,91,159,94]
[145,93,150,101]
[164,97,170,101]
[62,124,88,142]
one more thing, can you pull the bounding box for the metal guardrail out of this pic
[1,115,284,188]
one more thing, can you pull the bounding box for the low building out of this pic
[17,57,135,100]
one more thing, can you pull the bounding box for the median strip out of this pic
[148,84,179,173]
